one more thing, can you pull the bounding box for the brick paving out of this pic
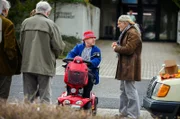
[56,40,180,80]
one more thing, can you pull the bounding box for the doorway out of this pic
[142,7,156,40]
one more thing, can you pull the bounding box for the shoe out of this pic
[122,117,133,119]
[122,116,138,119]
[115,114,126,119]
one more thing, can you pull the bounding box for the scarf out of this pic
[116,25,131,58]
[117,24,131,45]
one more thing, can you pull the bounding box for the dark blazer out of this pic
[0,15,21,76]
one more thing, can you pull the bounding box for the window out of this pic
[122,0,137,4]
[159,1,178,40]
[142,0,157,4]
[143,8,156,40]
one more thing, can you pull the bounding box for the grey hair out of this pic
[36,1,52,14]
[2,0,11,10]
[118,15,135,25]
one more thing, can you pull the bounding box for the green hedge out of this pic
[60,35,81,59]
[56,0,86,3]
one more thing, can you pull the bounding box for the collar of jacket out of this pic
[122,24,132,33]
[117,25,132,45]
[120,25,135,37]
[35,13,49,19]
[0,14,4,17]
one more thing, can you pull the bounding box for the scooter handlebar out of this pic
[62,58,74,63]
[62,58,92,66]
[83,60,92,66]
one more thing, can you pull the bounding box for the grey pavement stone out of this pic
[56,40,180,80]
[97,108,153,119]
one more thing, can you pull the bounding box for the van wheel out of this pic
[174,109,180,119]
[83,102,92,116]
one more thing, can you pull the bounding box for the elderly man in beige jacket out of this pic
[20,1,65,104]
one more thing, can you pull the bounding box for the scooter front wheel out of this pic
[92,97,98,116]
[83,101,92,110]
[83,102,92,116]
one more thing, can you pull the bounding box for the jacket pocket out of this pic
[122,56,135,81]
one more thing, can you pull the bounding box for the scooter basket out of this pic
[67,70,88,86]
[64,58,88,87]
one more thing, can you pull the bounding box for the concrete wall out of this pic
[50,3,100,40]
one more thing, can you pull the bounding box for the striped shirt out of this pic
[81,47,92,61]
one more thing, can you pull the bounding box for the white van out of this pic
[143,61,180,119]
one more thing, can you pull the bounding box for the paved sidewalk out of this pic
[56,40,180,80]
[97,108,153,119]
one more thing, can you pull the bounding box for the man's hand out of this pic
[111,42,117,49]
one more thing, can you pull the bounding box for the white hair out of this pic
[1,0,11,10]
[118,15,135,25]
[36,1,52,14]
[134,23,141,36]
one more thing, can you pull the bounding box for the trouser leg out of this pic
[23,73,38,103]
[0,76,12,101]
[83,72,94,98]
[37,75,51,104]
[119,80,128,116]
[124,80,140,119]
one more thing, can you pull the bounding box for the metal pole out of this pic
[0,0,2,14]
[54,1,56,22]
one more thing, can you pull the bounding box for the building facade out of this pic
[90,0,179,41]
[51,3,100,40]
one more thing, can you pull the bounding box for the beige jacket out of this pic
[20,14,65,76]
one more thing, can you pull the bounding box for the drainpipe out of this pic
[54,1,56,22]
[0,0,2,43]
[0,0,2,14]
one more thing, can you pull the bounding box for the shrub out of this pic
[0,102,114,119]
[60,35,81,59]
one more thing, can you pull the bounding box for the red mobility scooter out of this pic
[57,56,98,115]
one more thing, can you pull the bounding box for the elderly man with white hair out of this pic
[0,0,21,102]
[20,1,65,104]
[112,15,142,119]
